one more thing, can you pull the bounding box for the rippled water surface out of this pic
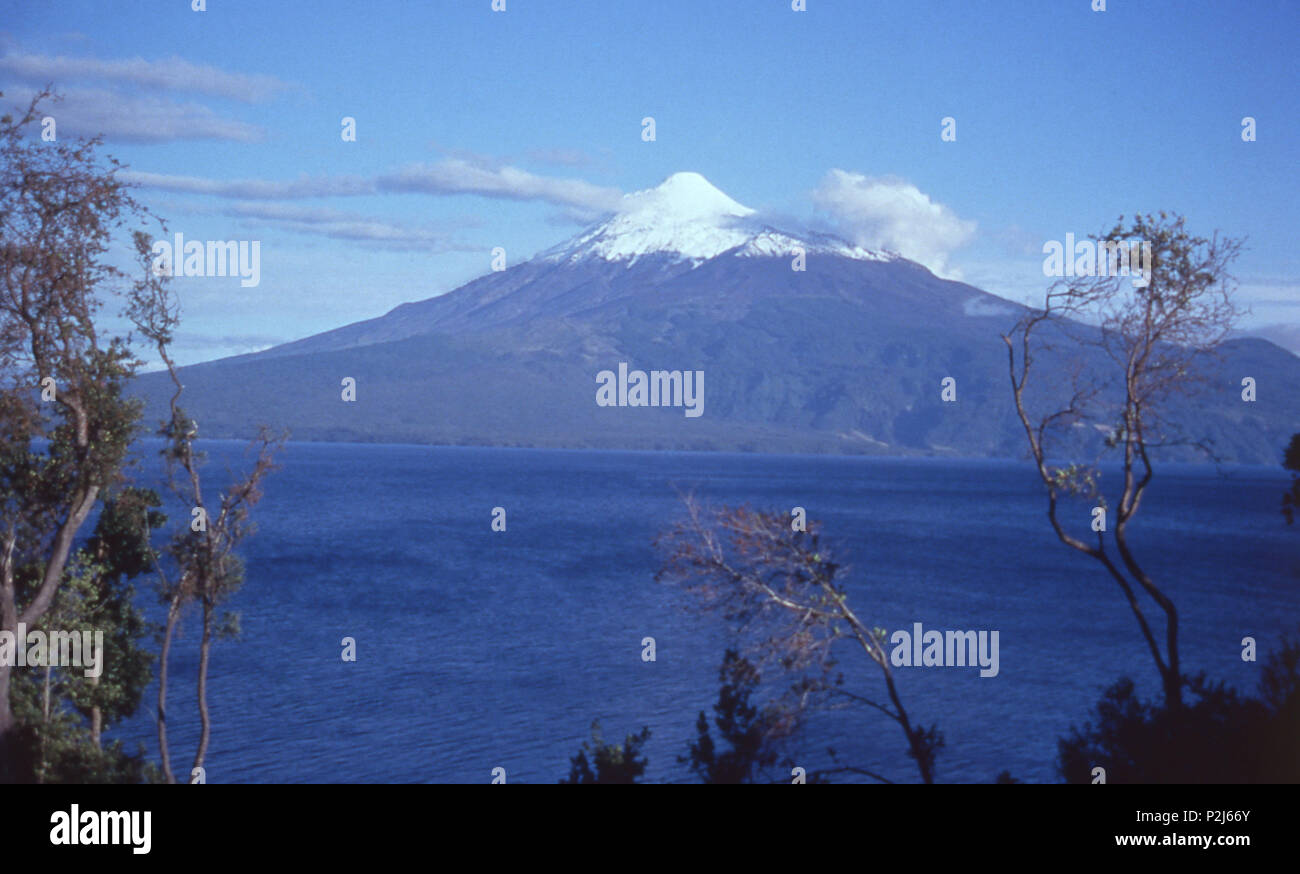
[109,443,1297,783]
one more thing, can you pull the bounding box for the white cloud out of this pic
[5,85,263,143]
[0,42,295,143]
[124,161,624,215]
[812,170,976,278]
[119,170,373,198]
[0,50,291,102]
[378,159,622,213]
[225,202,475,252]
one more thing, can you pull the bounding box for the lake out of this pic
[108,442,1298,783]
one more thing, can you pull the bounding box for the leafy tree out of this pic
[0,88,171,780]
[0,88,280,784]
[126,218,283,784]
[8,487,164,781]
[561,720,651,784]
[1058,633,1300,783]
[682,649,785,784]
[1004,213,1244,711]
[72,486,164,745]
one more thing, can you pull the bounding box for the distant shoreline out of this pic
[121,436,1287,474]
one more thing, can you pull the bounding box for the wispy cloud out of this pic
[133,332,286,371]
[123,160,624,214]
[5,86,264,143]
[0,49,292,101]
[0,41,293,143]
[120,170,373,198]
[812,170,976,278]
[225,201,476,252]
[181,332,287,351]
[377,159,623,213]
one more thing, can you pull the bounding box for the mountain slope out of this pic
[133,174,1300,462]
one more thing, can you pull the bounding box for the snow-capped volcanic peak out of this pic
[622,171,756,224]
[540,171,889,267]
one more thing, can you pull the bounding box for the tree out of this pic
[8,486,163,782]
[1003,213,1244,711]
[1282,433,1300,525]
[560,720,651,784]
[127,225,283,784]
[75,486,165,749]
[1058,633,1300,783]
[0,88,280,783]
[656,498,941,783]
[682,649,783,784]
[0,88,170,780]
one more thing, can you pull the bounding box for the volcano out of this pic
[132,173,1300,461]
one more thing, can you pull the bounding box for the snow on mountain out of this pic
[134,167,1300,463]
[540,171,891,267]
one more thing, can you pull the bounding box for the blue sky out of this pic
[3,0,1297,364]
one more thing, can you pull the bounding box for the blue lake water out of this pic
[107,442,1299,783]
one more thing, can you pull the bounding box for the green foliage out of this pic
[682,649,783,784]
[8,487,165,782]
[1047,464,1100,500]
[6,717,156,784]
[1,89,277,784]
[1058,633,1300,783]
[87,486,168,584]
[0,87,171,781]
[561,720,651,784]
